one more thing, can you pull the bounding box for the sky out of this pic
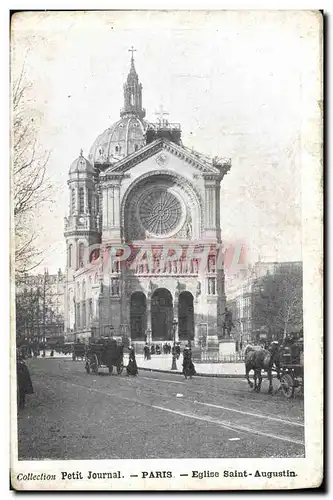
[11,10,321,274]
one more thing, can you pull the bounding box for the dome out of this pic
[88,116,153,164]
[69,150,94,174]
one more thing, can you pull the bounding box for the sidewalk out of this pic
[40,351,246,378]
[135,354,245,378]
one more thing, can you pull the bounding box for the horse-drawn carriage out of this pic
[72,341,86,361]
[85,337,124,375]
[279,338,304,398]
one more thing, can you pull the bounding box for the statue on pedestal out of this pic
[222,307,234,338]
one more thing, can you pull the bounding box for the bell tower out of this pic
[120,47,146,119]
[64,150,101,273]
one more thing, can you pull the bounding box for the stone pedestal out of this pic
[206,331,219,351]
[219,339,236,355]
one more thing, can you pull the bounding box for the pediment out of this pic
[101,138,231,178]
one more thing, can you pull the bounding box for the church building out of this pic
[64,50,231,348]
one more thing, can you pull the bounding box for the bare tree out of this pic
[252,265,303,341]
[12,66,53,275]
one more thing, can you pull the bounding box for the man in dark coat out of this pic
[144,343,150,360]
[16,354,33,409]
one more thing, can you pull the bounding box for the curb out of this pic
[137,366,245,378]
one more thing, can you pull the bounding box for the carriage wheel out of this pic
[91,354,99,375]
[280,373,295,398]
[117,362,124,375]
[85,361,90,374]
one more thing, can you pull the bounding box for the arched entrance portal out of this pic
[151,288,173,340]
[130,292,147,340]
[178,291,194,341]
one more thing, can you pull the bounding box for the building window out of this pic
[79,243,85,267]
[76,302,81,329]
[71,189,75,213]
[134,144,138,151]
[82,301,86,328]
[68,244,72,268]
[208,256,216,273]
[115,146,119,153]
[88,190,92,213]
[79,188,84,212]
[208,277,216,295]
[111,278,120,296]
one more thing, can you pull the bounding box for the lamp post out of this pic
[171,318,178,370]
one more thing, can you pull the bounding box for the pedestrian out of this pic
[143,343,150,360]
[176,343,181,359]
[16,353,34,409]
[150,344,155,355]
[182,346,196,379]
[127,346,138,376]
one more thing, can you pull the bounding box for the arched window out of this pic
[134,144,139,151]
[82,281,86,300]
[88,190,92,213]
[68,244,73,268]
[79,188,84,212]
[83,301,87,327]
[96,194,100,214]
[79,243,85,267]
[71,189,75,213]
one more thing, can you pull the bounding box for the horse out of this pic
[244,342,280,394]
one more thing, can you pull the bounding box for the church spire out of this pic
[120,47,146,119]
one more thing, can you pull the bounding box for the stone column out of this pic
[203,175,221,240]
[173,292,179,343]
[101,184,108,231]
[146,294,152,343]
[101,174,123,240]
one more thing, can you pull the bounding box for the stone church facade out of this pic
[64,53,231,347]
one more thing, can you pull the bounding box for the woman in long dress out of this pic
[182,346,196,379]
[17,353,34,409]
[127,347,138,376]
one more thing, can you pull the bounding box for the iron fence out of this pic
[198,352,245,363]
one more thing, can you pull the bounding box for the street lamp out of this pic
[171,318,178,370]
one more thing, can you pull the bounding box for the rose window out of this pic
[139,188,183,236]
